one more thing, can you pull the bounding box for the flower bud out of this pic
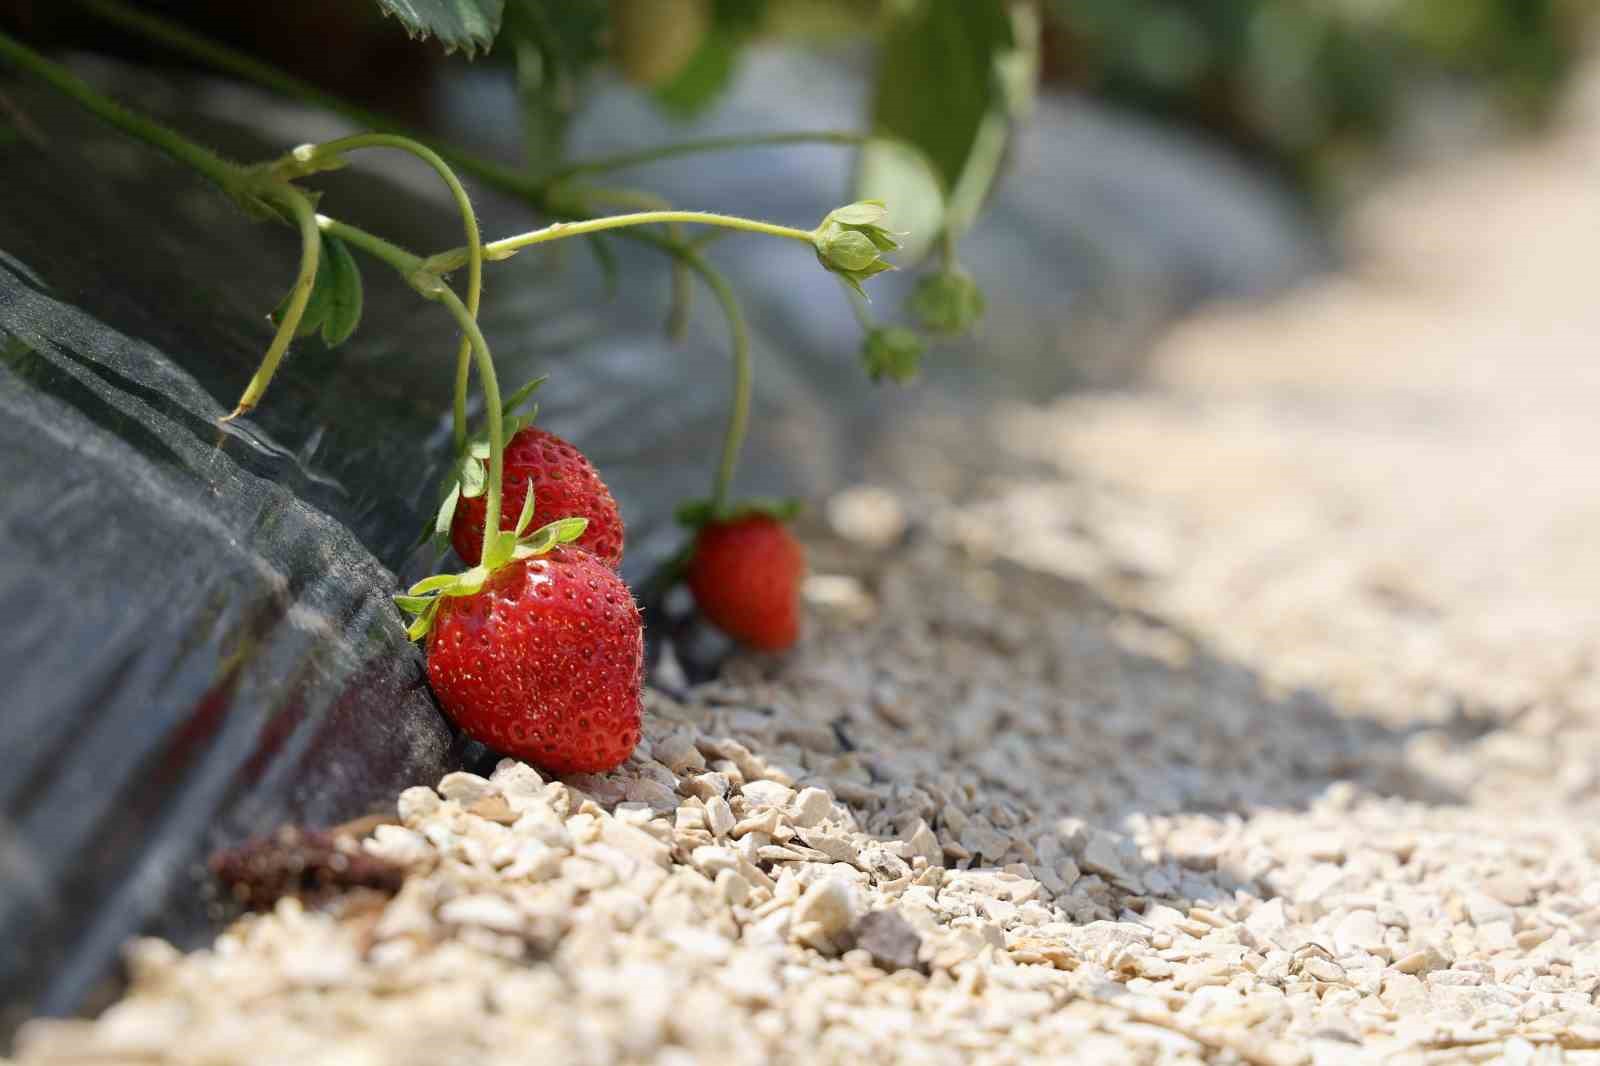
[861,326,924,384]
[814,200,902,295]
[911,269,985,335]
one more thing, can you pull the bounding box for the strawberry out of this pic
[424,546,644,774]
[685,513,806,652]
[450,426,624,569]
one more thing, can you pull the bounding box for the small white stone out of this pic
[742,780,796,809]
[706,796,736,838]
[396,785,441,824]
[790,787,833,828]
[436,772,497,805]
[438,893,524,933]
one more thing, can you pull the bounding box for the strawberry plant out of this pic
[0,0,1018,772]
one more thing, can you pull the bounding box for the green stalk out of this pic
[0,27,245,192]
[228,188,321,418]
[687,253,750,511]
[316,216,424,275]
[427,211,815,274]
[294,134,483,454]
[544,131,874,184]
[428,285,505,565]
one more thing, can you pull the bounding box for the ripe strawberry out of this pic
[686,515,806,652]
[425,547,644,774]
[451,426,624,569]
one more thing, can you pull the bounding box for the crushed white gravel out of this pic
[14,61,1600,1066]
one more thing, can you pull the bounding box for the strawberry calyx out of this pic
[675,496,802,531]
[396,492,589,640]
[419,375,548,553]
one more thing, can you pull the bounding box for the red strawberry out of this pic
[426,547,643,774]
[451,427,624,569]
[686,515,806,652]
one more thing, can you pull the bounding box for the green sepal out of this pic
[433,481,462,538]
[512,481,538,537]
[393,594,436,615]
[409,572,466,596]
[319,236,364,347]
[404,599,440,641]
[828,201,889,226]
[458,455,487,498]
[500,375,548,419]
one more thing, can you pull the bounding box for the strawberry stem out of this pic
[427,284,506,569]
[268,134,484,455]
[689,254,750,513]
[226,187,321,420]
[424,211,817,276]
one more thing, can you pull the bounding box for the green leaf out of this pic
[372,0,505,57]
[270,239,336,339]
[319,236,364,347]
[652,0,768,115]
[866,0,1036,240]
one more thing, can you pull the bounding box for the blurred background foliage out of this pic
[2,0,1592,206]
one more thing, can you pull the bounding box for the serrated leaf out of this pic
[319,235,363,347]
[372,0,505,57]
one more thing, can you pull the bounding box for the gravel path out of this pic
[14,72,1600,1066]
